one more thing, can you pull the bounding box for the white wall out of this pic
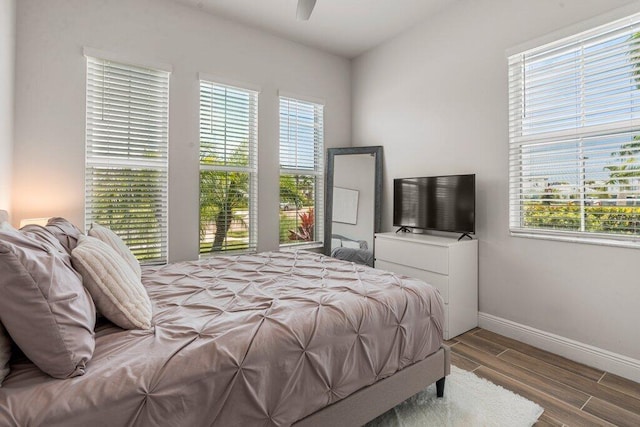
[12,0,351,261]
[353,0,640,361]
[0,0,15,213]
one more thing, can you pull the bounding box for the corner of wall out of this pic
[0,0,16,216]
[348,55,356,146]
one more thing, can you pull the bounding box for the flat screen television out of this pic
[393,174,475,234]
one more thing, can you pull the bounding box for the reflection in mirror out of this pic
[333,155,374,248]
[325,146,383,266]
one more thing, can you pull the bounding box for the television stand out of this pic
[458,233,473,241]
[374,232,478,339]
[396,226,412,233]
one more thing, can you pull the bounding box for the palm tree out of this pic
[200,169,249,252]
[199,144,250,252]
[604,141,640,203]
[603,33,640,203]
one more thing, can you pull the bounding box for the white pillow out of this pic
[88,223,142,279]
[72,235,152,330]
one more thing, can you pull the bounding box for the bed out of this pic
[0,247,448,426]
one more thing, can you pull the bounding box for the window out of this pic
[199,80,258,254]
[508,13,640,245]
[85,56,170,263]
[279,96,324,246]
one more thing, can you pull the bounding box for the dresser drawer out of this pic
[375,237,449,274]
[374,259,449,303]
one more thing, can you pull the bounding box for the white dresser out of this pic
[374,232,478,340]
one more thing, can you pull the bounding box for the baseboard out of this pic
[478,312,640,383]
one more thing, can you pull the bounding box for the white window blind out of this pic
[279,96,324,246]
[199,81,258,254]
[85,56,169,263]
[509,13,640,244]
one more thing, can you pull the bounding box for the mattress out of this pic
[0,250,444,426]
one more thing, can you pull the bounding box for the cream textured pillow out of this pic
[72,235,152,330]
[88,223,142,279]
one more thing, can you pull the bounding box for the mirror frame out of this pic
[324,146,383,256]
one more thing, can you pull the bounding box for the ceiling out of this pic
[172,0,456,58]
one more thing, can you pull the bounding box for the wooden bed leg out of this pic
[436,377,445,398]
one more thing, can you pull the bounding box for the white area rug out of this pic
[366,366,544,427]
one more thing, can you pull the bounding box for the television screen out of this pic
[393,174,475,233]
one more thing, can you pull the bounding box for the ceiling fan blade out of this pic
[296,0,317,21]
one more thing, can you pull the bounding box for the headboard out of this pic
[0,210,8,224]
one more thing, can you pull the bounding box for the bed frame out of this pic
[293,345,450,426]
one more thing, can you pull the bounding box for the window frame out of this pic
[84,52,170,264]
[198,78,259,255]
[278,94,325,249]
[508,12,640,248]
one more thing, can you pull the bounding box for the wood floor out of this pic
[446,328,640,427]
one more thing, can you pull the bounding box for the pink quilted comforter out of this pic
[0,251,444,426]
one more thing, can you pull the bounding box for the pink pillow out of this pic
[0,227,96,379]
[46,217,84,254]
[0,214,13,386]
[0,323,10,386]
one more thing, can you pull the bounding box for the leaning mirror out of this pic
[324,146,383,266]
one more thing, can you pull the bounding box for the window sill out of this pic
[510,230,640,249]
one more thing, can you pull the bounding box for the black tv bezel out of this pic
[393,173,476,234]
